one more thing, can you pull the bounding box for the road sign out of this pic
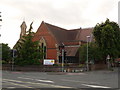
[106,55,110,60]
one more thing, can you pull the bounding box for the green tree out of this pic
[15,22,42,65]
[88,42,103,63]
[2,43,11,63]
[93,19,120,60]
[79,42,103,64]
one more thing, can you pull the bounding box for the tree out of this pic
[2,43,11,63]
[15,22,43,65]
[79,42,103,64]
[93,19,120,60]
[88,42,103,63]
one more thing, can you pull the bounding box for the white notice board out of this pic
[44,59,55,65]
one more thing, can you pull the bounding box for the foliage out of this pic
[2,43,11,63]
[79,42,103,63]
[15,22,43,66]
[93,19,120,59]
[79,44,87,62]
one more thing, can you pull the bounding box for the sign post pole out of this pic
[106,55,110,69]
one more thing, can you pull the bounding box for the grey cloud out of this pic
[1,0,118,29]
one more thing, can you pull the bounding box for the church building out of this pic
[14,21,93,64]
[32,21,93,64]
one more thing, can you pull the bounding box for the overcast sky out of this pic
[0,0,119,48]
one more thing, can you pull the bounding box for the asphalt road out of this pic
[2,68,119,90]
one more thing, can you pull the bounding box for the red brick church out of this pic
[15,21,93,64]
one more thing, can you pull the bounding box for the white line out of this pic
[3,79,72,88]
[36,79,54,83]
[18,77,34,80]
[3,80,33,88]
[7,87,16,89]
[18,77,54,83]
[82,84,111,88]
[62,79,99,84]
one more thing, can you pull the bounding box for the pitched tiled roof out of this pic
[75,28,94,42]
[65,47,79,56]
[44,22,68,44]
[44,22,93,44]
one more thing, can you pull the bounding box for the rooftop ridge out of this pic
[44,21,93,31]
[44,22,68,31]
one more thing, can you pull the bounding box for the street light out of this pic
[86,36,90,71]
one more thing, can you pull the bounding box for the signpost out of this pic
[106,55,110,69]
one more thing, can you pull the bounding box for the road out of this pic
[2,68,119,90]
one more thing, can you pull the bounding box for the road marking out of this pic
[18,77,54,83]
[3,80,33,88]
[82,84,111,88]
[3,79,72,88]
[18,77,34,80]
[67,73,86,75]
[62,79,111,88]
[36,79,54,83]
[62,79,99,84]
[11,72,23,74]
[7,87,16,89]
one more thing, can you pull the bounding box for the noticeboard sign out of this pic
[43,59,55,65]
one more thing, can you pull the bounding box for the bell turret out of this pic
[20,21,27,38]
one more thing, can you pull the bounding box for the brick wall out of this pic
[32,22,58,62]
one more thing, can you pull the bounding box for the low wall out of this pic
[2,64,85,72]
[90,64,107,70]
[2,64,107,72]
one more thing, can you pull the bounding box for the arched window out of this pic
[39,37,47,59]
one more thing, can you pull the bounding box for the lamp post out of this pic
[86,36,90,71]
